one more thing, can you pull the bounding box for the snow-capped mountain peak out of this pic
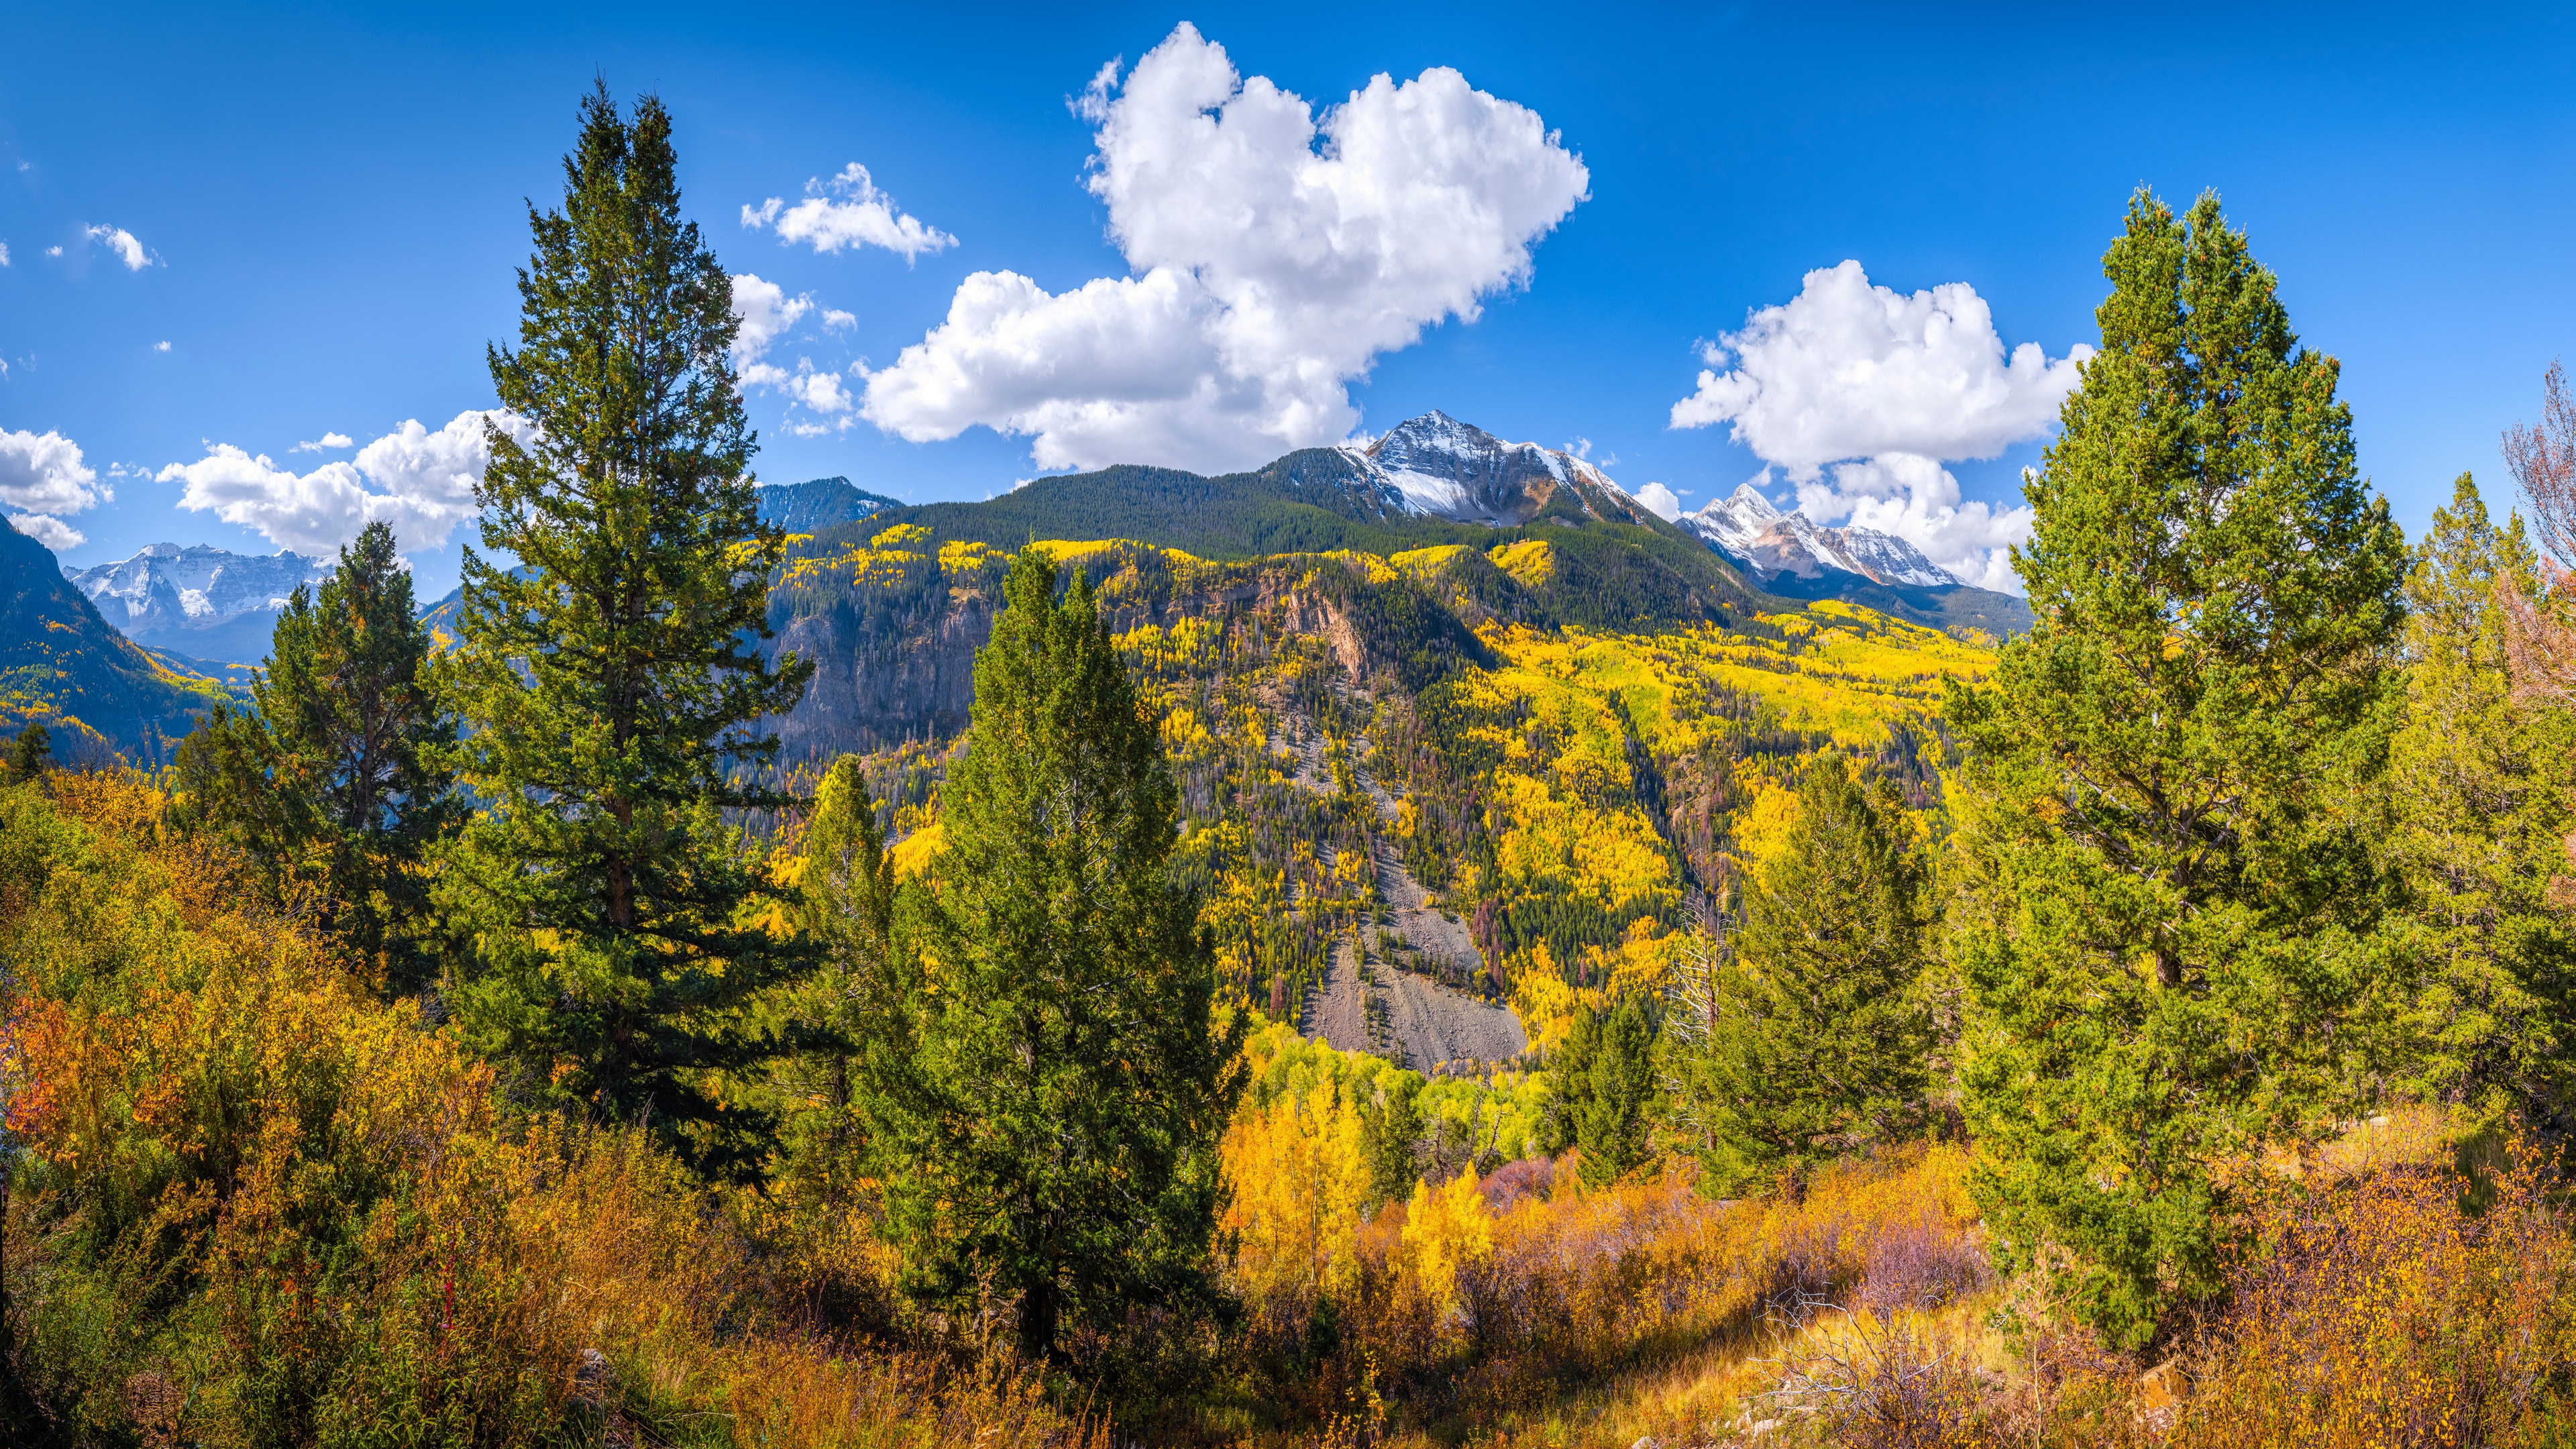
[64,543,333,659]
[1335,412,1646,528]
[1679,485,1959,590]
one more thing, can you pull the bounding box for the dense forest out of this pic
[7,86,2576,1449]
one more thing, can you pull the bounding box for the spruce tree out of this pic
[1943,191,2408,1345]
[440,85,813,1179]
[1575,1000,1656,1186]
[857,547,1242,1365]
[1679,755,1931,1197]
[770,756,917,1240]
[1536,1002,1658,1185]
[2383,476,2576,1124]
[172,521,459,989]
[7,724,46,783]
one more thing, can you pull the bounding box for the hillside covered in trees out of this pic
[9,87,2576,1449]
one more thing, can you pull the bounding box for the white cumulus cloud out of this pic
[729,272,856,433]
[0,242,11,267]
[85,225,154,270]
[1672,260,2091,594]
[158,411,530,556]
[0,428,107,549]
[1633,481,1682,522]
[729,272,812,384]
[860,22,1591,475]
[292,432,354,452]
[11,513,83,550]
[743,163,956,262]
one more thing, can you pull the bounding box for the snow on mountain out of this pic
[1336,411,1660,529]
[64,543,333,659]
[1678,483,1958,590]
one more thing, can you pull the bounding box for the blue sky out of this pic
[3,2,2572,598]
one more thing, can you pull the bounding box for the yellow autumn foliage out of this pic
[1222,1078,1371,1311]
[1400,1170,1496,1317]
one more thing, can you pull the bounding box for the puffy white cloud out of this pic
[159,411,528,555]
[821,308,856,331]
[85,225,154,270]
[729,273,857,433]
[1633,481,1682,522]
[729,272,812,373]
[1778,453,2031,593]
[743,163,956,262]
[0,242,11,267]
[10,513,83,550]
[0,429,107,541]
[1672,261,2087,473]
[861,22,1591,474]
[1672,260,2089,594]
[292,432,354,452]
[152,340,170,352]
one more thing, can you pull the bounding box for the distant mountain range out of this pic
[757,476,902,534]
[8,415,2030,758]
[1680,482,1959,590]
[848,412,2030,639]
[64,543,333,663]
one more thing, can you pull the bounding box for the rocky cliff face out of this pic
[761,546,1477,766]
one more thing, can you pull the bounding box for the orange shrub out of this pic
[2172,1142,2576,1448]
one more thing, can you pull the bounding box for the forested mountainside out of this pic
[849,413,2031,638]
[763,524,1985,1056]
[752,475,900,534]
[0,518,223,761]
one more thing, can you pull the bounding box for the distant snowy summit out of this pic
[1679,483,1960,591]
[1313,411,1961,594]
[1314,411,1666,531]
[64,543,333,662]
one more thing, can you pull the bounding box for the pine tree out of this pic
[768,755,920,1274]
[857,547,1242,1364]
[172,521,459,989]
[1536,1002,1657,1185]
[1943,191,2408,1345]
[1676,755,1931,1198]
[7,724,46,783]
[1360,1073,1428,1208]
[439,85,813,1179]
[1575,1000,1656,1187]
[2382,476,2576,1125]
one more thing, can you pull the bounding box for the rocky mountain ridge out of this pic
[1679,482,1960,590]
[64,543,333,662]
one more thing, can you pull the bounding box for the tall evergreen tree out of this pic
[172,521,459,989]
[439,85,813,1179]
[2383,476,2576,1126]
[855,547,1242,1365]
[1671,755,1932,1198]
[1943,191,2408,1345]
